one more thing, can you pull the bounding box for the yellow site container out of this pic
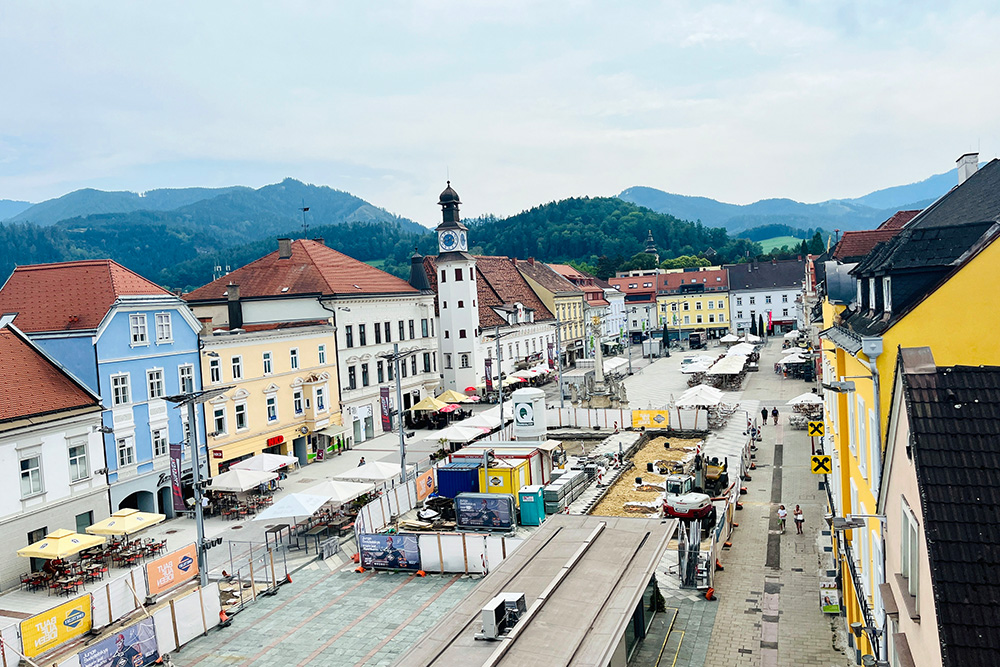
[479,459,530,506]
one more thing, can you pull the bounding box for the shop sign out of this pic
[266,435,284,447]
[212,450,223,459]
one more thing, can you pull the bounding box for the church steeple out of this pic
[644,230,659,264]
[437,181,464,228]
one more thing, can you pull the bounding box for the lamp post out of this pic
[165,386,233,587]
[544,318,566,408]
[378,343,423,484]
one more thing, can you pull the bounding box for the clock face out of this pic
[440,231,458,251]
[459,231,468,250]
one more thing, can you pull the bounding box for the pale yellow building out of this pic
[515,259,587,364]
[199,322,346,475]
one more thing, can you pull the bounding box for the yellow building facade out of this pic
[656,294,730,335]
[199,323,346,476]
[821,230,1000,659]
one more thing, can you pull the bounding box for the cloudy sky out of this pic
[1,1,998,224]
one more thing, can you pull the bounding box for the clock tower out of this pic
[434,182,480,391]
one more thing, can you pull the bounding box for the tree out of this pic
[759,314,766,337]
[618,252,659,272]
[809,231,825,255]
[660,255,710,270]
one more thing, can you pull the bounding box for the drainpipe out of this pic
[860,336,884,662]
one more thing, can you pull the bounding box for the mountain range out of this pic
[618,167,961,234]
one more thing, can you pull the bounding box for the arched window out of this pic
[460,354,470,368]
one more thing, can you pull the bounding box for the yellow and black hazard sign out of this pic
[811,454,832,474]
[808,421,825,437]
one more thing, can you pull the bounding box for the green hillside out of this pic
[757,236,802,252]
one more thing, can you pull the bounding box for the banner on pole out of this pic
[380,387,392,432]
[169,443,185,513]
[484,358,494,392]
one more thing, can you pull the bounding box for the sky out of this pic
[1,1,999,225]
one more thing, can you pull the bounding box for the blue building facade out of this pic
[32,295,206,515]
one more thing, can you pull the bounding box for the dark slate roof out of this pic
[723,258,805,291]
[906,158,1000,230]
[853,221,996,276]
[902,362,1000,666]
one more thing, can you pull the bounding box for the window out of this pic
[857,395,868,478]
[671,303,678,311]
[869,279,877,312]
[179,365,195,393]
[152,428,168,457]
[696,301,702,310]
[155,313,172,342]
[374,322,382,344]
[358,324,366,346]
[147,369,164,399]
[440,269,446,283]
[643,282,652,288]
[883,277,892,313]
[736,297,743,306]
[293,390,304,415]
[387,360,393,380]
[421,319,429,337]
[348,366,357,390]
[455,268,463,281]
[410,356,417,375]
[683,302,689,311]
[718,313,725,322]
[210,358,221,383]
[20,456,42,497]
[232,356,243,380]
[362,363,370,386]
[709,314,715,323]
[442,301,447,309]
[683,315,690,324]
[430,319,434,336]
[377,361,385,383]
[458,300,464,308]
[401,360,408,378]
[290,348,299,370]
[423,352,431,373]
[444,353,452,369]
[901,503,919,599]
[384,321,391,342]
[213,406,227,436]
[782,294,788,303]
[235,403,248,431]
[316,387,326,411]
[696,315,703,324]
[68,441,88,481]
[129,314,148,345]
[869,409,881,495]
[409,320,415,339]
[111,373,131,406]
[765,295,772,304]
[263,352,273,375]
[749,296,756,305]
[117,437,136,467]
[76,511,93,535]
[266,395,278,422]
[460,354,470,368]
[459,329,467,339]
[782,308,789,317]
[345,325,354,348]
[399,321,405,341]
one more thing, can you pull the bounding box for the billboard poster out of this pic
[632,410,670,429]
[415,468,435,501]
[484,358,493,393]
[380,387,392,432]
[20,594,92,658]
[455,495,515,531]
[79,618,158,667]
[359,533,421,571]
[169,442,185,513]
[145,543,198,596]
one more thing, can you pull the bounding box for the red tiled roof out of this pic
[658,268,729,293]
[423,256,554,328]
[184,240,417,302]
[236,320,330,333]
[832,229,901,261]
[548,263,590,281]
[0,326,99,423]
[877,210,921,231]
[0,260,170,333]
[515,260,582,295]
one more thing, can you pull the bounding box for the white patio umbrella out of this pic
[303,480,375,506]
[252,493,330,522]
[231,453,299,473]
[424,424,488,444]
[787,392,824,406]
[680,384,725,400]
[780,354,807,365]
[784,330,801,339]
[744,333,762,343]
[720,333,739,343]
[334,460,406,484]
[459,413,502,430]
[727,342,756,356]
[210,468,279,492]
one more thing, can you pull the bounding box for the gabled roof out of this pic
[184,239,417,302]
[547,263,590,282]
[0,260,171,333]
[877,209,921,231]
[0,324,101,424]
[514,259,583,296]
[853,221,996,276]
[423,256,554,328]
[658,267,729,292]
[722,258,805,291]
[907,159,1000,230]
[832,229,900,262]
[899,358,1000,666]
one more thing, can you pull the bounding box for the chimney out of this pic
[197,316,213,335]
[957,153,979,185]
[278,238,292,259]
[226,283,243,329]
[312,238,325,246]
[528,257,535,266]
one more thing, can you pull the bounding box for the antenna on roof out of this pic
[299,198,310,237]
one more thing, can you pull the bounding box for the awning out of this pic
[318,423,351,438]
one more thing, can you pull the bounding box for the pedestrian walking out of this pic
[777,505,787,533]
[358,457,366,466]
[772,407,779,425]
[761,407,768,425]
[793,505,804,534]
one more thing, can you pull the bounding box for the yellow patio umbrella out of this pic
[436,389,471,404]
[410,396,449,412]
[86,508,166,536]
[17,529,105,560]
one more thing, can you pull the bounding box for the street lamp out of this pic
[165,386,233,587]
[543,319,566,408]
[378,343,423,484]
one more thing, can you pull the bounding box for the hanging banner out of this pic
[767,309,773,333]
[20,594,92,658]
[169,442,185,513]
[547,342,555,369]
[79,617,159,667]
[415,468,435,501]
[484,358,494,392]
[380,387,392,432]
[145,543,198,596]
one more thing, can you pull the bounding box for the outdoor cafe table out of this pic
[326,517,352,537]
[302,525,330,554]
[264,523,290,549]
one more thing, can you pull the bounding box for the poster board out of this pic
[146,543,198,596]
[20,594,92,658]
[78,617,158,667]
[359,533,421,571]
[632,410,670,428]
[415,468,435,502]
[455,493,515,531]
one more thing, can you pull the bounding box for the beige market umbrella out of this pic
[437,390,471,404]
[18,529,105,559]
[86,509,165,536]
[410,396,449,412]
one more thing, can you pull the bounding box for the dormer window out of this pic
[868,278,877,314]
[883,276,892,314]
[856,280,863,309]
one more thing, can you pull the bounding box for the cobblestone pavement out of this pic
[170,561,478,667]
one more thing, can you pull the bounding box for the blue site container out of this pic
[518,485,546,526]
[436,463,482,498]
